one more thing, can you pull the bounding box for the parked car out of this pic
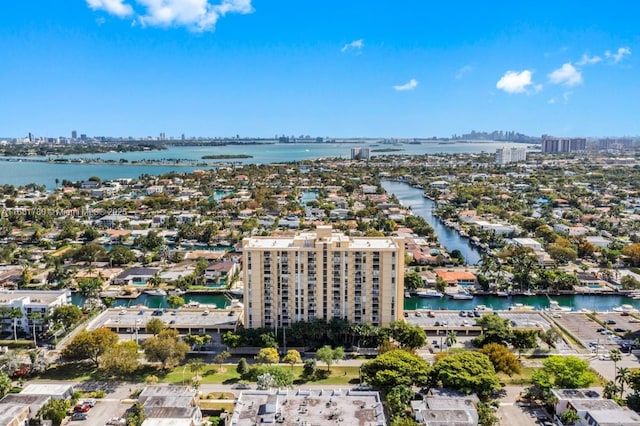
[614,327,627,333]
[106,418,126,425]
[599,353,611,361]
[73,404,91,413]
[232,382,251,390]
[71,413,87,421]
[81,399,96,407]
[604,319,617,325]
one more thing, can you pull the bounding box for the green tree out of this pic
[386,384,414,418]
[108,245,137,265]
[479,343,521,376]
[222,331,242,348]
[61,327,119,368]
[510,329,539,359]
[617,367,631,398]
[430,351,501,398]
[539,328,560,350]
[8,307,23,342]
[50,304,82,330]
[255,347,280,365]
[610,349,622,373]
[535,355,596,389]
[146,318,166,336]
[390,418,420,426]
[0,372,11,398]
[361,349,431,391]
[143,328,190,369]
[237,358,249,376]
[37,399,71,426]
[213,350,231,370]
[388,321,427,350]
[473,314,513,347]
[315,345,344,371]
[404,271,424,291]
[126,402,146,426]
[282,349,302,370]
[101,341,140,376]
[445,331,457,348]
[477,401,499,426]
[77,277,103,298]
[73,243,107,265]
[166,294,185,309]
[559,410,581,426]
[302,359,317,379]
[189,358,206,379]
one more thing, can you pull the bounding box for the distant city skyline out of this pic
[1,1,639,138]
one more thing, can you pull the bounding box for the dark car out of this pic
[71,413,87,421]
[605,320,617,325]
[473,311,481,317]
[614,327,627,333]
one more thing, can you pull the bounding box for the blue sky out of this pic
[1,1,639,138]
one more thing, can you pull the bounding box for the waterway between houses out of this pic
[382,180,640,312]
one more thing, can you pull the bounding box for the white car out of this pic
[599,354,611,361]
[106,418,126,426]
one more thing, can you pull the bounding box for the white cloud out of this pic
[341,39,364,53]
[563,91,573,103]
[495,70,537,94]
[455,65,473,80]
[548,63,583,87]
[577,53,601,66]
[86,0,134,17]
[605,47,631,63]
[547,97,557,104]
[393,79,418,91]
[86,0,254,31]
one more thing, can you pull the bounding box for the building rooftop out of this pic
[0,289,70,305]
[230,389,386,426]
[87,307,241,333]
[20,383,74,397]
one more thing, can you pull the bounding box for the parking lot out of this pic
[549,312,640,354]
[65,382,133,425]
[405,309,552,335]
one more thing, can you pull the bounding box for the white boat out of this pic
[227,287,244,297]
[405,291,412,298]
[475,305,493,312]
[522,290,535,296]
[548,300,572,312]
[496,291,510,297]
[509,303,534,311]
[415,289,443,298]
[612,304,637,313]
[144,289,167,296]
[168,289,185,295]
[449,290,474,300]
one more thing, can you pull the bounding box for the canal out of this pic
[382,180,482,265]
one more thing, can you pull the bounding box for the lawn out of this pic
[160,364,361,386]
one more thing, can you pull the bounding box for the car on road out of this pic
[106,418,126,425]
[73,404,91,413]
[599,353,611,360]
[604,320,617,325]
[81,399,96,407]
[232,382,251,389]
[614,327,628,333]
[71,413,87,421]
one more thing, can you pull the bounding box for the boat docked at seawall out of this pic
[612,304,638,313]
[548,300,572,312]
[168,288,185,295]
[474,305,493,312]
[448,290,474,300]
[415,289,444,298]
[143,289,167,296]
[227,287,244,297]
[508,303,535,311]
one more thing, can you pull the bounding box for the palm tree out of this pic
[188,358,205,381]
[610,349,622,373]
[9,307,23,342]
[28,311,42,347]
[445,331,457,348]
[616,367,630,398]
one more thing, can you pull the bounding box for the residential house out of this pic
[204,261,239,287]
[552,389,640,426]
[114,267,160,286]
